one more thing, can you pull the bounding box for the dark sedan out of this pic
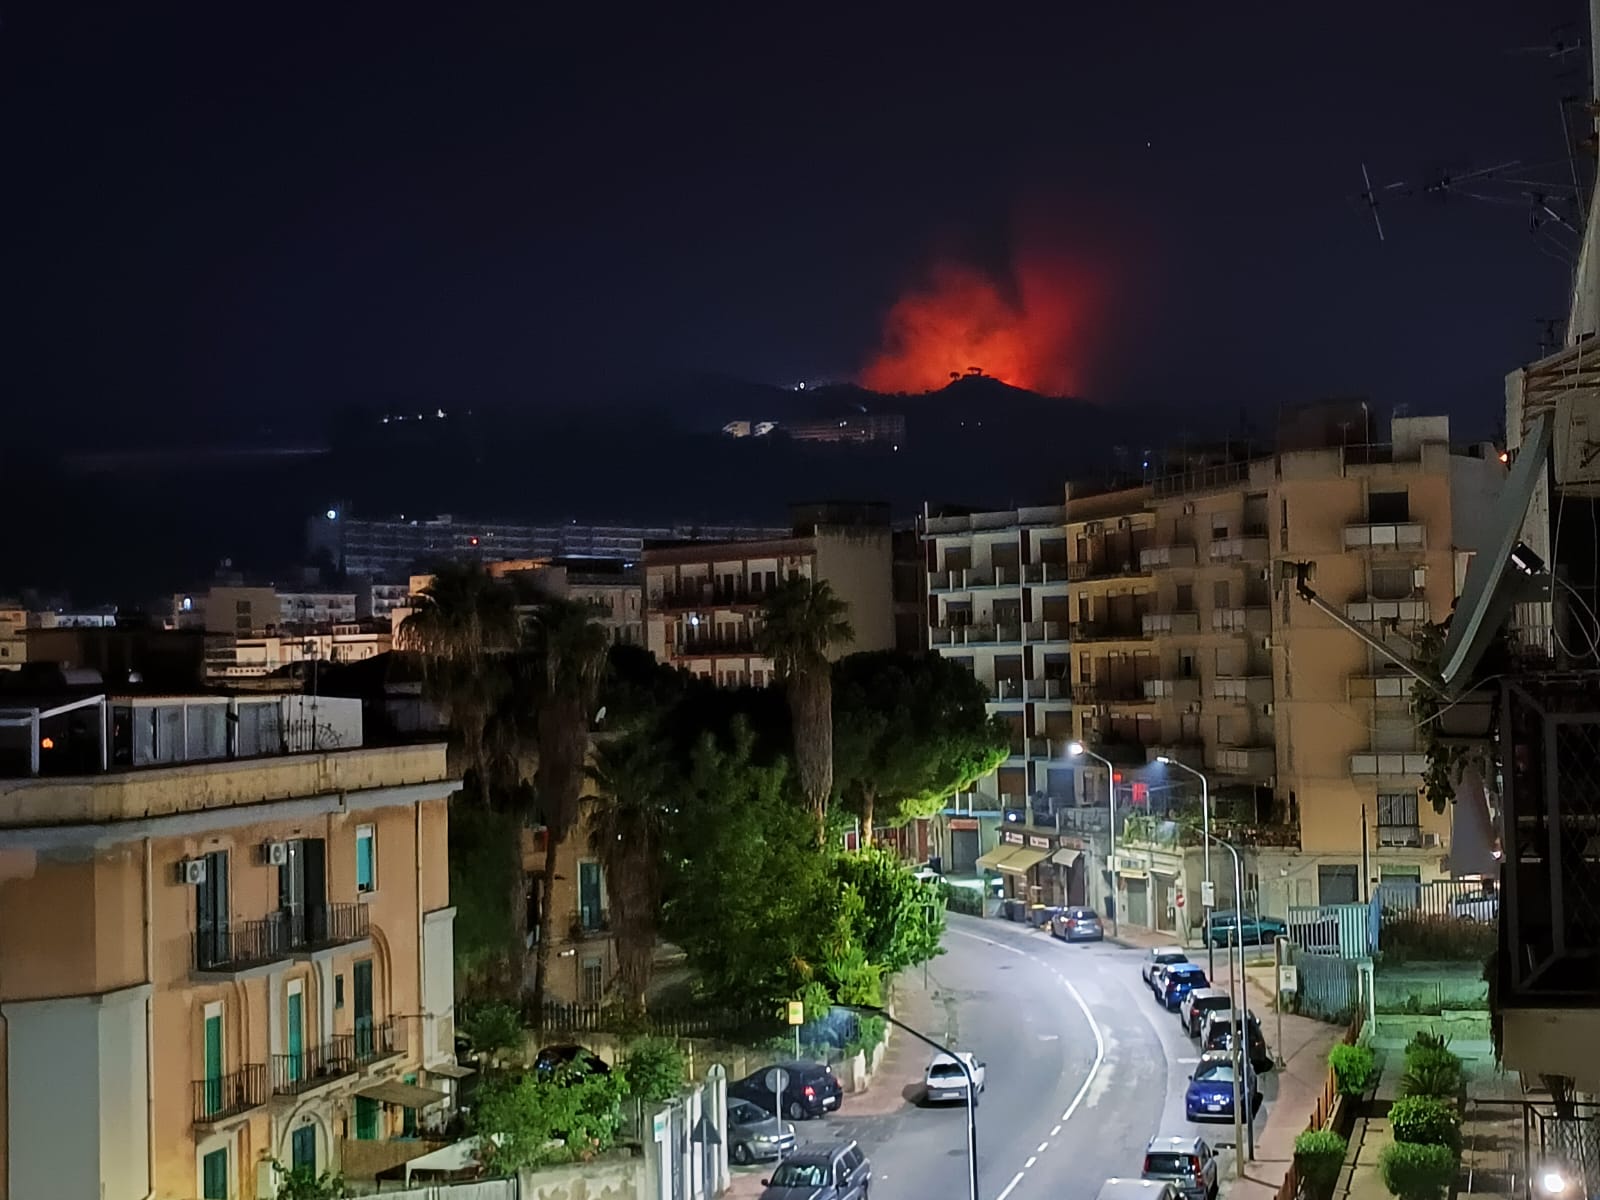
[729,1061,844,1120]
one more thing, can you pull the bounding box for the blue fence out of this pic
[1287,951,1361,1022]
[1287,903,1375,958]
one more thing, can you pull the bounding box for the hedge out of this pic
[1329,1043,1376,1097]
[1389,1097,1461,1151]
[1378,1140,1458,1200]
[1294,1129,1348,1200]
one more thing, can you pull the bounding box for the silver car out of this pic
[760,1141,871,1200]
[727,1099,796,1165]
[1096,1180,1179,1200]
[1142,946,1188,987]
[1142,1134,1219,1200]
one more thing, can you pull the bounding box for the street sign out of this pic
[1175,892,1185,908]
[1201,880,1216,907]
[765,1067,790,1094]
[1278,964,1298,994]
[786,1001,805,1026]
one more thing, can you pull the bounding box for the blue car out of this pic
[1159,964,1209,1011]
[1184,1050,1258,1122]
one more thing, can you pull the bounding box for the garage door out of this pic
[952,828,980,873]
[1125,877,1149,927]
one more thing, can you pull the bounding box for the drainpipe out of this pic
[416,801,426,1068]
[143,835,156,1200]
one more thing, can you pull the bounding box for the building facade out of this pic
[643,506,896,686]
[0,691,459,1200]
[921,505,1074,874]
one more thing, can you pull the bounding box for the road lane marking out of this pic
[1050,1124,1062,1136]
[997,1172,1025,1200]
[1025,1156,1038,1169]
[1037,1142,1049,1153]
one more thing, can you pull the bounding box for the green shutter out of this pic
[291,1124,317,1171]
[201,1147,228,1199]
[286,992,304,1083]
[355,1095,380,1141]
[203,1013,223,1116]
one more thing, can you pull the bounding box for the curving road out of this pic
[792,913,1279,1199]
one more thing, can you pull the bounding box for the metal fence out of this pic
[1374,879,1498,923]
[529,999,774,1040]
[1289,952,1361,1023]
[1273,1013,1364,1200]
[1463,1100,1600,1200]
[1287,903,1374,958]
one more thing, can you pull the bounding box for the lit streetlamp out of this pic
[1067,741,1118,938]
[1157,755,1214,979]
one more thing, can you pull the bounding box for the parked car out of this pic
[1184,1050,1259,1122]
[1200,1011,1272,1073]
[1448,889,1500,922]
[1159,964,1209,1011]
[1095,1180,1180,1200]
[730,1061,844,1120]
[534,1044,611,1080]
[924,1051,987,1104]
[1052,906,1105,942]
[760,1141,871,1200]
[727,1100,796,1165]
[1142,1134,1219,1200]
[1180,987,1233,1038]
[1142,946,1189,987]
[1206,911,1287,947]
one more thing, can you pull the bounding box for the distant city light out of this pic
[326,509,338,520]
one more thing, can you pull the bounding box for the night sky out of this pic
[0,2,1586,447]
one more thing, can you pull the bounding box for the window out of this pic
[356,825,375,893]
[1368,490,1409,522]
[335,975,345,1009]
[355,1095,381,1141]
[1176,584,1194,612]
[1212,580,1231,608]
[1377,792,1421,847]
[1317,865,1360,904]
[578,861,603,930]
[1371,566,1414,600]
[582,956,604,1003]
[201,1147,228,1200]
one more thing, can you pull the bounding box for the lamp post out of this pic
[1158,755,1213,979]
[842,1005,979,1200]
[1068,741,1118,938]
[1191,830,1249,1175]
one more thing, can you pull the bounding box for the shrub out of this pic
[939,881,984,916]
[622,1036,686,1103]
[1389,1097,1461,1151]
[1378,1140,1458,1200]
[1294,1129,1349,1200]
[1398,1044,1463,1100]
[1329,1043,1377,1096]
[1406,1031,1451,1057]
[844,1014,888,1058]
[1380,916,1497,965]
[459,1001,525,1063]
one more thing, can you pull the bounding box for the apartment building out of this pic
[0,609,23,673]
[643,504,896,685]
[484,560,645,646]
[204,626,393,684]
[0,689,460,1200]
[921,505,1073,872]
[1062,411,1504,926]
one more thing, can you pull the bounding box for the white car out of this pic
[924,1051,987,1103]
[1448,890,1500,922]
[1142,946,1188,987]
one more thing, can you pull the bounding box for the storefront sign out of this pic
[950,818,980,831]
[1002,832,1025,845]
[1028,836,1050,849]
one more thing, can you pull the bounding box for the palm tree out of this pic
[396,564,519,803]
[585,731,673,1014]
[527,599,611,1008]
[756,576,854,835]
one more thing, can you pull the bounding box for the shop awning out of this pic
[975,845,1021,871]
[426,1061,476,1079]
[358,1080,450,1108]
[1050,848,1082,867]
[998,846,1050,875]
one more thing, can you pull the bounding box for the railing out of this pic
[353,1017,402,1065]
[1075,681,1149,704]
[1139,543,1198,570]
[287,903,370,953]
[194,917,287,973]
[1287,903,1373,957]
[1209,534,1270,562]
[1027,677,1068,700]
[1212,607,1271,633]
[674,633,759,656]
[1023,562,1073,584]
[1145,678,1199,703]
[193,1064,268,1125]
[1071,621,1151,642]
[1215,822,1301,849]
[1374,878,1496,923]
[1022,619,1072,642]
[1142,610,1200,635]
[1213,745,1275,777]
[1151,458,1252,499]
[1274,1014,1365,1200]
[993,678,1024,701]
[1345,598,1429,623]
[1344,522,1425,550]
[1067,559,1149,581]
[272,1035,357,1096]
[530,998,774,1039]
[1350,751,1428,776]
[654,587,764,610]
[572,908,611,938]
[1212,675,1271,703]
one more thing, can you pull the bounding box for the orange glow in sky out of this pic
[860,257,1093,396]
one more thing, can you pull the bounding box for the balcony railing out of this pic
[1023,619,1070,642]
[271,1036,357,1097]
[1212,675,1272,704]
[1213,745,1276,778]
[991,678,1025,701]
[1027,736,1075,759]
[1347,674,1417,701]
[572,908,611,938]
[193,1064,269,1125]
[1027,677,1069,701]
[287,903,370,954]
[1068,559,1150,582]
[653,586,765,611]
[1345,599,1428,624]
[1139,543,1198,570]
[930,567,1006,591]
[1343,522,1425,550]
[353,1017,402,1065]
[1215,821,1301,850]
[1350,751,1428,776]
[194,917,288,974]
[1071,621,1152,643]
[1147,741,1204,769]
[1075,681,1149,704]
[1022,562,1073,585]
[1142,610,1200,635]
[1211,607,1271,633]
[674,633,759,656]
[1144,677,1200,703]
[1208,534,1270,563]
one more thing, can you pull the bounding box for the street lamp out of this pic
[1194,830,1251,1175]
[1157,755,1214,979]
[842,1005,979,1200]
[1067,741,1118,938]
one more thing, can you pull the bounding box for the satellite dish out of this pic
[1438,410,1554,693]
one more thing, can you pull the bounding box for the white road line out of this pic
[1037,1142,1049,1153]
[996,1172,1025,1200]
[1176,1056,1200,1064]
[1050,1124,1062,1136]
[1025,1156,1038,1169]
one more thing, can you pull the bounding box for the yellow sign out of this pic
[787,1001,805,1026]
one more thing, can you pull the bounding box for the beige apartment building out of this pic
[1062,411,1504,926]
[920,505,1073,871]
[644,504,895,685]
[0,689,460,1200]
[0,609,23,674]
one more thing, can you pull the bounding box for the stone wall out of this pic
[518,1155,642,1200]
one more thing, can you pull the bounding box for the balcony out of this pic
[1068,558,1150,583]
[673,632,759,656]
[1147,741,1204,770]
[1343,522,1425,550]
[1071,621,1152,643]
[1345,599,1429,624]
[572,909,611,939]
[653,585,763,611]
[194,917,289,975]
[989,678,1025,702]
[1215,821,1301,850]
[1212,607,1272,634]
[1027,736,1074,759]
[1142,610,1200,636]
[1075,681,1149,705]
[288,903,370,956]
[1026,677,1069,701]
[1144,677,1200,703]
[1212,675,1272,704]
[1208,532,1270,563]
[1213,745,1276,778]
[1350,751,1428,776]
[1022,562,1074,585]
[1347,674,1417,701]
[1140,543,1198,570]
[930,567,1003,591]
[1023,619,1071,642]
[193,1064,269,1126]
[1099,739,1157,766]
[271,1036,358,1097]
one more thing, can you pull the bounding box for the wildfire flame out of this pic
[860,257,1093,396]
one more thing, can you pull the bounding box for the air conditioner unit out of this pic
[181,859,208,886]
[1421,832,1444,849]
[1261,702,1274,716]
[1182,502,1196,516]
[264,841,289,867]
[1412,566,1427,590]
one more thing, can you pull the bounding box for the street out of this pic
[749,914,1283,1199]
